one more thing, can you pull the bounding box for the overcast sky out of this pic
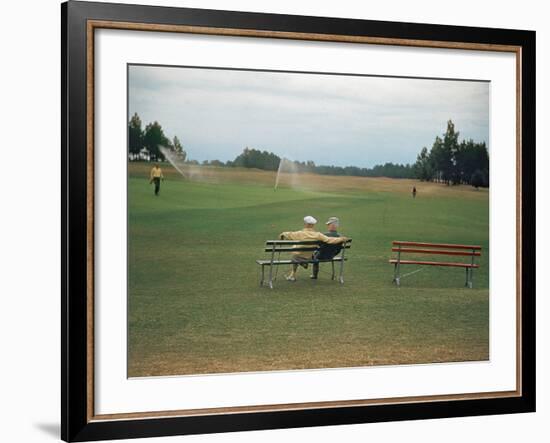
[128,65,489,168]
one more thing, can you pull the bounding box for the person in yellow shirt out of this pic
[280,215,348,281]
[149,163,164,196]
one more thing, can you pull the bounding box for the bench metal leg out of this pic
[331,261,335,280]
[265,246,276,290]
[267,264,274,289]
[467,250,476,289]
[339,259,345,284]
[260,265,265,287]
[393,263,401,286]
[464,268,473,289]
[392,246,402,286]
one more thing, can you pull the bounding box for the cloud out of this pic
[129,65,489,167]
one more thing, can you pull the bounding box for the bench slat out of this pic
[257,257,346,265]
[264,247,317,253]
[389,259,479,268]
[266,240,321,245]
[391,247,481,257]
[266,239,352,246]
[392,241,481,250]
[264,244,351,253]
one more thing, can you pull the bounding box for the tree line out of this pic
[129,113,488,187]
[230,148,415,179]
[413,120,489,188]
[128,113,186,161]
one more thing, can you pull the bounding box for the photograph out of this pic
[127,64,490,377]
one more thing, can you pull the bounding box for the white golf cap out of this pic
[303,215,317,224]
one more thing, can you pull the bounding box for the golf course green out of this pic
[128,162,489,377]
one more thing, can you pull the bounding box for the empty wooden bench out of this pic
[256,239,352,289]
[389,241,482,288]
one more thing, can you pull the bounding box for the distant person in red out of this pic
[412,186,417,199]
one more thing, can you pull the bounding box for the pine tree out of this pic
[128,113,143,156]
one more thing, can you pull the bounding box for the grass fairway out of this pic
[128,162,489,377]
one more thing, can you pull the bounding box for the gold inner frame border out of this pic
[85,19,523,423]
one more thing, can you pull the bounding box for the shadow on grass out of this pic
[34,422,59,439]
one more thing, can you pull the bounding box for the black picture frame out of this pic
[61,1,536,441]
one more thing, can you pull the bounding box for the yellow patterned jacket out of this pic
[279,227,346,258]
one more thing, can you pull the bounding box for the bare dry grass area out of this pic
[129,162,488,198]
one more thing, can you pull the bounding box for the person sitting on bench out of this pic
[310,216,343,280]
[280,215,348,282]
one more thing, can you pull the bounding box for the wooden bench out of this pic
[389,241,482,288]
[256,239,352,289]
